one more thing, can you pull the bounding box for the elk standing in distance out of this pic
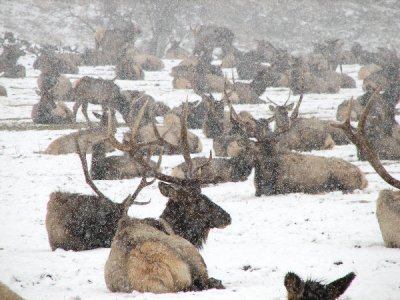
[191,24,235,58]
[284,272,356,300]
[72,76,132,126]
[104,101,231,293]
[227,94,367,196]
[0,84,7,97]
[267,93,350,151]
[313,38,344,73]
[332,93,400,248]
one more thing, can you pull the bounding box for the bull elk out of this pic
[267,93,349,151]
[332,92,400,248]
[227,93,367,196]
[284,272,356,300]
[104,100,231,293]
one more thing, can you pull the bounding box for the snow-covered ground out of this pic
[1,56,400,300]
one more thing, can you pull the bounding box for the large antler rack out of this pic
[331,88,400,189]
[107,98,218,187]
[74,134,152,214]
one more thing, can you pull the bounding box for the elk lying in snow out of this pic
[227,95,367,196]
[0,44,25,78]
[37,71,74,102]
[90,103,159,180]
[123,113,203,155]
[72,76,130,125]
[267,93,349,151]
[43,111,115,155]
[284,272,356,300]
[336,97,363,122]
[46,146,155,251]
[165,39,190,59]
[33,50,79,74]
[332,93,400,248]
[226,67,278,104]
[104,101,231,293]
[31,93,73,124]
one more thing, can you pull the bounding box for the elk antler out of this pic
[331,89,400,189]
[74,135,107,199]
[289,93,304,122]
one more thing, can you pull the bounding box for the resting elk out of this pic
[46,134,156,250]
[227,94,367,196]
[284,272,356,300]
[332,92,400,248]
[104,101,231,293]
[0,44,25,78]
[267,93,349,151]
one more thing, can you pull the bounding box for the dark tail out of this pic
[326,272,356,299]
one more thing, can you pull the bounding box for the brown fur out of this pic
[33,51,79,74]
[171,156,253,183]
[46,191,124,251]
[0,45,25,78]
[115,59,144,80]
[133,54,164,71]
[192,25,234,57]
[43,126,114,155]
[336,98,363,122]
[358,63,382,80]
[125,114,202,155]
[376,190,400,248]
[31,93,73,125]
[0,282,23,300]
[72,76,130,124]
[37,73,74,102]
[165,41,190,59]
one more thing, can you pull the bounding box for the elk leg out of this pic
[81,102,92,126]
[72,101,80,122]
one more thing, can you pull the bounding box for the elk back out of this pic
[104,217,209,293]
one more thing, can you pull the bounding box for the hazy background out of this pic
[1,0,399,54]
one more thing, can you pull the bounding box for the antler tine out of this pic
[283,90,292,106]
[74,135,107,200]
[231,68,236,84]
[107,99,149,154]
[191,150,213,176]
[181,97,194,179]
[290,93,304,122]
[358,87,381,134]
[265,96,279,106]
[121,176,155,215]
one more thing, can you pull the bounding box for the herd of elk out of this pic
[14,25,400,298]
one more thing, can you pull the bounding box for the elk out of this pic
[227,93,367,196]
[125,113,203,155]
[90,101,160,180]
[72,76,131,125]
[192,24,235,58]
[0,44,25,78]
[227,67,278,104]
[267,93,349,151]
[332,92,400,248]
[104,101,231,293]
[37,72,74,102]
[336,97,363,122]
[284,272,356,300]
[165,39,190,59]
[31,92,73,125]
[33,50,79,74]
[43,111,115,155]
[46,146,155,251]
[313,39,344,72]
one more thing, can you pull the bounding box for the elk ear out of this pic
[286,102,295,111]
[326,272,356,299]
[284,272,304,298]
[269,105,276,112]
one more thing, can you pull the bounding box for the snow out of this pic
[1,56,400,300]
